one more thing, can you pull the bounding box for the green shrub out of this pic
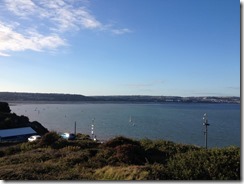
[167,147,240,180]
[63,152,89,167]
[146,163,169,180]
[39,131,60,147]
[207,147,240,180]
[51,138,68,149]
[104,136,141,148]
[94,166,150,180]
[0,134,240,180]
[90,147,116,168]
[20,142,38,151]
[75,139,99,149]
[76,133,91,140]
[61,145,81,152]
[140,138,200,164]
[113,144,146,165]
[4,145,21,155]
[144,148,167,164]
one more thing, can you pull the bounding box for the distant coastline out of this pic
[0,92,240,104]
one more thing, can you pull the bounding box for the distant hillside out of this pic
[0,92,95,102]
[0,92,240,104]
[92,95,240,104]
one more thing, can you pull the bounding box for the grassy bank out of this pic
[0,132,240,180]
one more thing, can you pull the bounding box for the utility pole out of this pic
[203,113,210,149]
[74,121,76,135]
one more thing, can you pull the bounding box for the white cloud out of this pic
[36,0,102,31]
[0,52,10,57]
[4,0,37,17]
[112,28,132,35]
[4,0,125,32]
[0,0,131,56]
[0,21,66,56]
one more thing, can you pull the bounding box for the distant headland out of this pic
[0,92,240,104]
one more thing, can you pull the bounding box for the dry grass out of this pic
[0,133,240,180]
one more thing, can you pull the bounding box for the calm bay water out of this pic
[10,102,240,148]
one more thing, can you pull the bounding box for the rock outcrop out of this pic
[0,102,48,135]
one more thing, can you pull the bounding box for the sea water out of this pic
[10,102,240,148]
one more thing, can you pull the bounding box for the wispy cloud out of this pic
[0,52,10,57]
[4,0,103,31]
[111,28,132,35]
[0,21,66,55]
[0,0,131,56]
[4,0,37,17]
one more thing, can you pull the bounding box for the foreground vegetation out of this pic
[0,132,240,180]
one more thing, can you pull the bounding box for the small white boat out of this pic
[129,116,135,126]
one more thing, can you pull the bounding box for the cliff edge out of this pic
[0,102,48,135]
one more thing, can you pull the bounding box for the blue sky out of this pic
[0,0,240,97]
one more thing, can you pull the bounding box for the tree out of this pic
[0,102,11,113]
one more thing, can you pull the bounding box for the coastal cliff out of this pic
[0,102,48,135]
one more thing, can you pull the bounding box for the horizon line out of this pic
[0,91,240,98]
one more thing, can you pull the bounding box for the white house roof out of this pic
[0,127,37,138]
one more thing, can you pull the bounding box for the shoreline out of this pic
[7,100,240,106]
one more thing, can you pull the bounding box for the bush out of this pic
[75,139,99,149]
[0,102,11,113]
[167,147,240,180]
[61,145,81,152]
[94,166,150,180]
[144,148,167,164]
[39,132,60,147]
[20,142,38,151]
[146,163,169,180]
[90,148,116,168]
[51,138,68,149]
[4,145,21,155]
[63,152,89,167]
[113,144,146,165]
[0,134,240,180]
[104,136,141,148]
[207,147,240,180]
[140,138,200,163]
[76,133,91,140]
